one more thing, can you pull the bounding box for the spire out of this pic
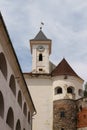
[33,30,50,41]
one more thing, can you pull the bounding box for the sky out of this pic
[0,0,87,82]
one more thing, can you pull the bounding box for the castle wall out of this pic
[53,99,77,130]
[52,76,83,100]
[0,45,32,130]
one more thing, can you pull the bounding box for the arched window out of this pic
[0,91,4,118]
[23,102,27,116]
[39,54,43,61]
[6,107,14,129]
[17,90,22,108]
[0,52,7,79]
[9,75,16,96]
[16,120,21,130]
[78,89,83,97]
[55,87,62,94]
[67,86,74,94]
[28,111,30,124]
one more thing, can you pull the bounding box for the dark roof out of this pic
[32,30,50,41]
[51,58,83,79]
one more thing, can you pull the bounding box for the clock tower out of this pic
[30,29,51,74]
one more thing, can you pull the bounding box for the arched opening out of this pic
[55,87,62,94]
[16,120,21,130]
[9,75,16,96]
[39,53,43,61]
[28,111,30,124]
[23,102,27,116]
[17,90,22,108]
[6,107,14,129]
[0,52,7,79]
[0,91,4,118]
[67,86,74,94]
[23,129,26,130]
[78,89,83,97]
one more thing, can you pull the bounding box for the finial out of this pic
[40,27,42,30]
[40,22,44,30]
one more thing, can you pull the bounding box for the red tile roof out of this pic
[51,58,83,80]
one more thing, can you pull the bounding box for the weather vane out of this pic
[40,22,44,30]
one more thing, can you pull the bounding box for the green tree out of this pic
[84,82,87,97]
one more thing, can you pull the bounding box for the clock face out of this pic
[37,45,45,52]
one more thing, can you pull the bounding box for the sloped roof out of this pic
[33,30,51,41]
[51,58,83,80]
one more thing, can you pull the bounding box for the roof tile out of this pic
[51,58,82,79]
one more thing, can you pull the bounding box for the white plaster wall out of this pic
[32,45,36,72]
[24,73,84,130]
[52,75,83,101]
[25,77,53,130]
[32,45,50,73]
[0,45,31,130]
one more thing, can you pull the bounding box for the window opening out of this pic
[28,111,31,124]
[6,107,14,129]
[60,111,65,118]
[39,54,43,61]
[55,87,62,94]
[23,102,27,116]
[16,120,21,130]
[39,68,43,71]
[0,91,4,118]
[67,87,73,94]
[9,75,16,96]
[17,91,22,108]
[0,52,7,79]
[78,89,83,96]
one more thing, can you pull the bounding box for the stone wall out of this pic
[53,99,77,130]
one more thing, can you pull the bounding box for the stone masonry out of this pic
[53,99,77,130]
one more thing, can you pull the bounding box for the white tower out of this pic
[30,29,51,74]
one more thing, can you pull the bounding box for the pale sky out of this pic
[0,0,87,82]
